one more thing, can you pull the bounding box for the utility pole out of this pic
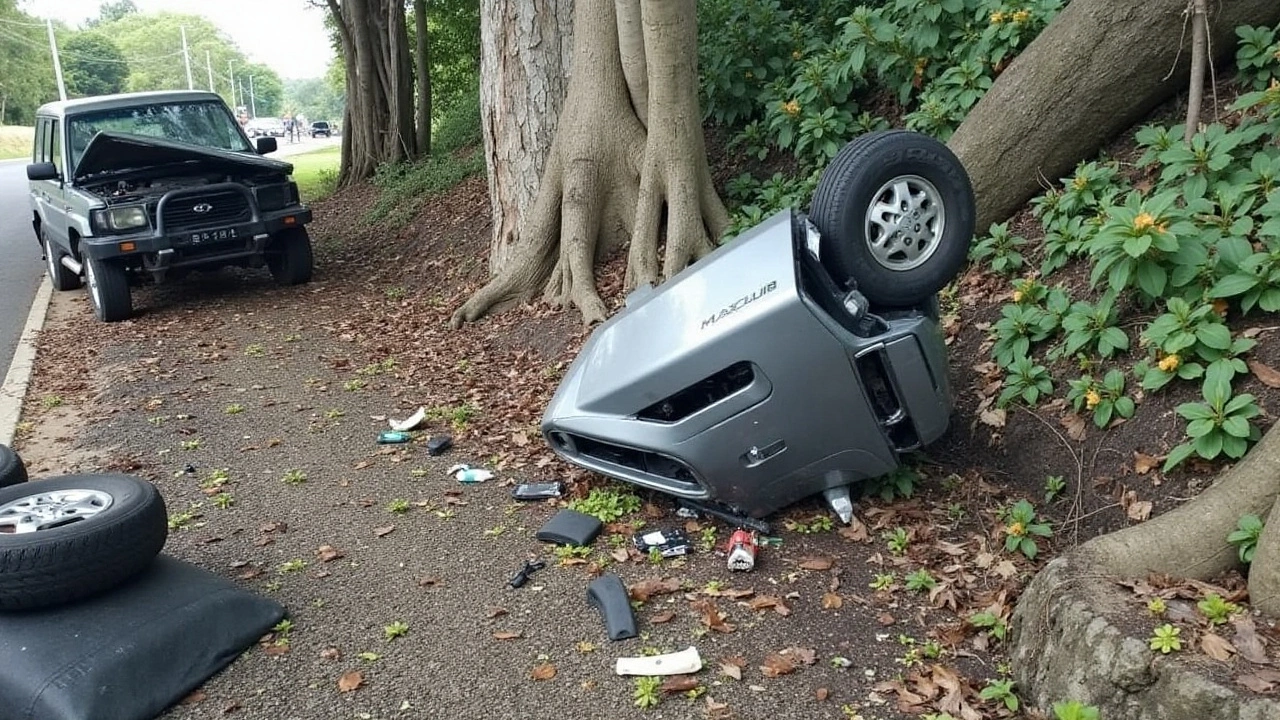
[249,75,256,118]
[181,26,194,90]
[228,60,236,107]
[205,50,214,91]
[46,19,66,101]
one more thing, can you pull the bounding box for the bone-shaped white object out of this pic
[614,646,703,676]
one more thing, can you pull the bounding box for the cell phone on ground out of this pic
[512,482,563,501]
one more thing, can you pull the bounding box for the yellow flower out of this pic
[1071,175,1088,191]
[1132,211,1157,233]
[1158,354,1181,373]
[1084,389,1102,410]
[1007,521,1025,537]
[1012,9,1031,23]
[792,50,803,61]
[783,100,801,117]
[990,11,1005,24]
[1012,289,1024,303]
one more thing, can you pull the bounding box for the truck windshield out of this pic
[67,100,252,170]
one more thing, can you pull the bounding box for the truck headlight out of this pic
[92,206,148,232]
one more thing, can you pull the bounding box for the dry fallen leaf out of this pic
[485,607,508,619]
[1239,673,1275,694]
[838,517,870,542]
[782,647,818,665]
[821,592,843,610]
[610,547,630,563]
[1201,632,1236,662]
[651,611,676,624]
[1060,413,1086,442]
[180,690,207,705]
[629,578,682,602]
[337,670,364,693]
[720,662,743,680]
[530,663,557,680]
[760,653,797,678]
[660,676,701,693]
[1233,617,1270,665]
[692,599,736,633]
[372,525,396,537]
[815,687,830,702]
[492,631,522,640]
[798,556,834,571]
[746,595,792,616]
[1249,359,1280,389]
[979,407,1007,428]
[316,545,344,562]
[1133,452,1160,475]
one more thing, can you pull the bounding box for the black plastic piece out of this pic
[587,573,638,641]
[427,435,454,456]
[676,499,771,534]
[0,554,284,720]
[507,559,546,589]
[535,508,603,546]
[512,482,564,501]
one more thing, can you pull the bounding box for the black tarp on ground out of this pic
[0,554,284,720]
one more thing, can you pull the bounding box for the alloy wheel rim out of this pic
[863,174,946,271]
[0,489,113,534]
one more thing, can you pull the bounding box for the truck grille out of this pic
[162,191,251,231]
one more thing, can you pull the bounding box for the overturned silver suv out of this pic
[27,90,313,322]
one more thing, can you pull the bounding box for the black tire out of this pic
[42,229,81,291]
[268,226,314,285]
[809,130,975,307]
[0,474,167,610]
[0,444,26,488]
[85,254,133,322]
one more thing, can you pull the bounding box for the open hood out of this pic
[73,131,293,183]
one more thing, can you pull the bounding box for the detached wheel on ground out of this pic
[809,130,976,307]
[0,474,167,611]
[268,226,314,286]
[84,254,133,322]
[42,229,81,291]
[0,444,26,488]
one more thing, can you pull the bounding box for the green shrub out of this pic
[432,85,481,155]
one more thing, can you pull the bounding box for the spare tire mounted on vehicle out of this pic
[809,130,976,307]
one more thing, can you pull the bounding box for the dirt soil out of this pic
[11,136,1280,720]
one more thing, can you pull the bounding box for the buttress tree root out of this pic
[451,0,729,327]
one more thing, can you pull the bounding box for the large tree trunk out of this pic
[414,0,432,156]
[480,0,574,274]
[454,0,727,327]
[326,0,418,185]
[949,0,1280,232]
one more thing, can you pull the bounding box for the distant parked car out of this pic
[310,121,331,138]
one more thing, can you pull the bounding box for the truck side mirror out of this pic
[256,137,277,155]
[26,162,60,182]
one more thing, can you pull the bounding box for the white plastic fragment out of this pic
[448,464,494,484]
[389,407,427,432]
[615,646,702,676]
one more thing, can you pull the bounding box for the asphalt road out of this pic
[0,135,339,383]
[0,159,44,381]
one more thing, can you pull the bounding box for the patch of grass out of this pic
[0,125,33,161]
[366,148,485,229]
[567,487,642,523]
[289,145,341,202]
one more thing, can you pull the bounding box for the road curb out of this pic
[0,275,53,447]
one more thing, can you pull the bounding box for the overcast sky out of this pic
[20,0,333,79]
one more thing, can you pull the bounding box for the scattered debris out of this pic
[512,481,564,501]
[535,509,603,546]
[587,573,637,641]
[726,529,758,571]
[388,407,427,432]
[507,559,546,589]
[449,464,493,484]
[615,646,703,676]
[633,528,691,557]
[377,430,412,444]
[426,435,453,456]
